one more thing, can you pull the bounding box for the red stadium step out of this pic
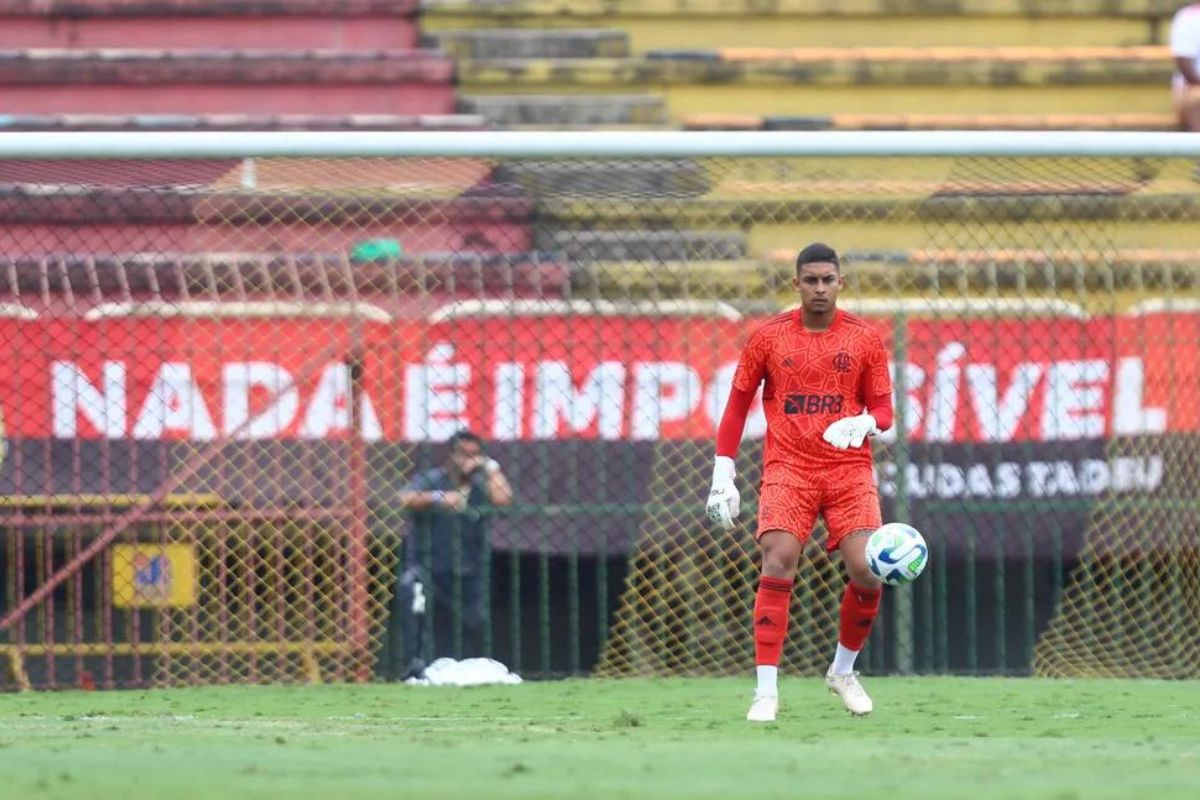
[3,219,532,258]
[1,197,534,258]
[0,157,534,256]
[0,252,571,310]
[0,49,456,115]
[0,113,488,131]
[0,15,419,51]
[1,0,419,50]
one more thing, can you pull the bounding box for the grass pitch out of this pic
[0,677,1197,799]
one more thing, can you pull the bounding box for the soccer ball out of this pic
[865,523,929,586]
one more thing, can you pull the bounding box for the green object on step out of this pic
[351,238,404,262]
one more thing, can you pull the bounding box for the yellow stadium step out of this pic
[498,155,1200,258]
[456,47,1176,118]
[550,217,1200,257]
[422,0,1174,50]
[785,247,1200,307]
[746,219,1200,258]
[682,112,1180,131]
[533,170,1200,253]
[768,247,1200,276]
[575,249,1200,309]
[712,45,1170,62]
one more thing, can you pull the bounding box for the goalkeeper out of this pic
[706,243,894,722]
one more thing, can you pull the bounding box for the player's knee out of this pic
[761,557,796,579]
[849,564,882,590]
[761,550,794,576]
[842,549,877,585]
[759,531,802,577]
[840,543,880,588]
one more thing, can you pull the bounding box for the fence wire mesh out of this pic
[0,149,1197,688]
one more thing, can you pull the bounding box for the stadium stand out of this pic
[0,114,487,132]
[682,113,1180,132]
[0,0,490,282]
[0,49,455,116]
[2,2,1185,130]
[496,153,1200,303]
[0,1,456,116]
[2,0,1194,303]
[416,0,1198,299]
[0,253,571,315]
[425,0,1183,130]
[0,160,535,258]
[423,0,1175,50]
[4,0,422,50]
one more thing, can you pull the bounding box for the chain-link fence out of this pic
[0,134,1197,688]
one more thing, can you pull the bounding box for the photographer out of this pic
[381,430,513,680]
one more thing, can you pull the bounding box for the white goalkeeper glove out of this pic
[706,456,741,530]
[822,412,880,450]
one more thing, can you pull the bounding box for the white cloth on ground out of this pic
[404,657,523,686]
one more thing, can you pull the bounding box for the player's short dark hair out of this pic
[795,243,840,274]
[448,429,486,452]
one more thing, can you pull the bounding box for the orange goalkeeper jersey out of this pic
[732,309,893,487]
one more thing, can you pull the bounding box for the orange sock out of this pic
[838,581,882,652]
[753,576,793,665]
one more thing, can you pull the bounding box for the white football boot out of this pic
[746,690,779,722]
[825,669,873,716]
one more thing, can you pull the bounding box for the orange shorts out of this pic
[755,469,882,551]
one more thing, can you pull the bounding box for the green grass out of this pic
[1,678,1198,799]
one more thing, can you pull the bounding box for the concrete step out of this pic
[535,229,747,262]
[0,113,487,131]
[495,160,710,198]
[0,251,571,305]
[683,112,1180,131]
[0,48,455,115]
[429,28,629,58]
[0,183,535,257]
[422,0,1177,49]
[770,247,1200,300]
[571,252,1200,306]
[543,201,1200,254]
[525,152,1200,253]
[3,1,420,50]
[458,94,667,126]
[458,48,1173,117]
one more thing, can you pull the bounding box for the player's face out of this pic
[792,262,843,315]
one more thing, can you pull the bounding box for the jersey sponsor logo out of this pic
[784,394,844,415]
[833,351,852,373]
